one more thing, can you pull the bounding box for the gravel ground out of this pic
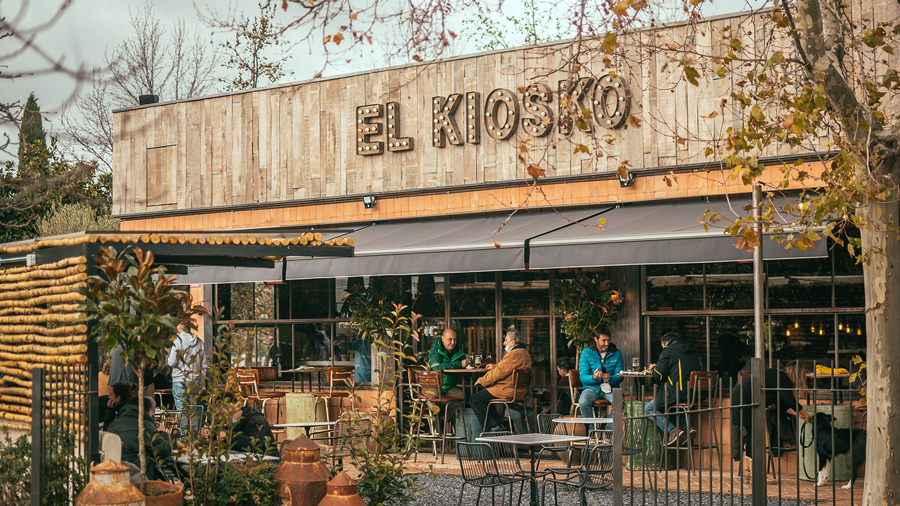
[408,474,816,506]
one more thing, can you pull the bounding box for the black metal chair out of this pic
[478,430,537,505]
[311,417,372,469]
[660,370,722,472]
[535,414,576,468]
[456,442,507,506]
[541,444,614,506]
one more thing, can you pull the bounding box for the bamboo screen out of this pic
[0,256,89,432]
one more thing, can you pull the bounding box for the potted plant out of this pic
[553,269,623,351]
[79,246,207,500]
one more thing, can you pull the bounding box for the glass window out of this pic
[646,264,703,311]
[230,284,254,320]
[501,271,550,316]
[836,314,866,367]
[503,318,552,388]
[647,316,707,369]
[833,244,864,308]
[766,257,832,309]
[294,322,334,363]
[708,316,753,384]
[254,284,275,320]
[289,279,330,319]
[706,262,753,310]
[450,273,496,317]
[769,315,834,363]
[450,319,498,359]
[411,274,446,318]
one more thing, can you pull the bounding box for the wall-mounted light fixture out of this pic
[363,195,376,209]
[618,171,634,188]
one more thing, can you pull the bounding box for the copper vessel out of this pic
[274,434,331,506]
[317,472,367,506]
[75,460,145,506]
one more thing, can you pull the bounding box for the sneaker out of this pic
[688,429,697,442]
[664,430,683,447]
[488,424,504,433]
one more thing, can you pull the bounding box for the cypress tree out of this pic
[17,92,47,169]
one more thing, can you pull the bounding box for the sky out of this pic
[1,0,760,164]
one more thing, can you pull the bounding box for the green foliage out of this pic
[0,428,30,506]
[79,245,206,491]
[553,269,623,349]
[850,355,867,404]
[0,423,87,506]
[17,93,47,168]
[345,277,410,343]
[175,309,279,506]
[35,202,120,237]
[345,302,422,506]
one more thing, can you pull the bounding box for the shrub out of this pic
[35,202,119,237]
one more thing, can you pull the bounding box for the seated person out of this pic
[578,325,623,424]
[645,331,702,446]
[470,330,532,432]
[103,382,135,431]
[107,395,171,481]
[223,392,277,455]
[426,329,467,399]
[303,323,331,362]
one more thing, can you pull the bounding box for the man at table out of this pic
[578,325,624,427]
[470,329,532,432]
[427,329,468,399]
[223,392,278,455]
[645,331,702,446]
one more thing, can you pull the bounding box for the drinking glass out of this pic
[632,357,641,371]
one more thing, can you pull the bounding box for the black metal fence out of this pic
[31,365,89,506]
[608,358,864,506]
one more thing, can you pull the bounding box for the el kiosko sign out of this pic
[356,74,632,156]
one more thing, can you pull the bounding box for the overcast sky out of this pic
[1,0,757,164]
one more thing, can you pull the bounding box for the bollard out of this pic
[75,460,145,506]
[317,472,367,506]
[274,434,331,506]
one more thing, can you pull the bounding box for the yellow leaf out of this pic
[493,240,501,249]
[782,114,794,129]
[526,164,546,180]
[333,33,344,45]
[282,0,288,10]
[349,12,358,20]
[612,1,629,16]
[323,35,332,44]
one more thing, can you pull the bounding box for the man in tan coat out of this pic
[470,329,532,432]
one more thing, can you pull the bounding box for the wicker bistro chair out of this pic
[456,442,510,506]
[542,443,614,506]
[660,370,722,472]
[236,368,286,424]
[311,416,372,469]
[312,366,356,420]
[484,369,533,433]
[567,370,611,418]
[409,369,465,464]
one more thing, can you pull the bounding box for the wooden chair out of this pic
[484,369,533,433]
[409,369,465,464]
[312,366,356,420]
[661,370,721,472]
[236,368,286,424]
[568,369,611,418]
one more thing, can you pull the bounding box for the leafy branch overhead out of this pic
[553,270,622,350]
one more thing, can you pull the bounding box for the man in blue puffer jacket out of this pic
[578,325,624,425]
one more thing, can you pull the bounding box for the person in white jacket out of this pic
[167,323,206,414]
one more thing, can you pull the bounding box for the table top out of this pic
[282,366,329,373]
[476,433,588,446]
[552,417,612,425]
[175,451,280,465]
[618,371,652,377]
[445,367,490,373]
[272,421,336,429]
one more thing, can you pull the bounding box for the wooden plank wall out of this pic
[113,4,896,217]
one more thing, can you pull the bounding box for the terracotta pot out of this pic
[143,480,183,506]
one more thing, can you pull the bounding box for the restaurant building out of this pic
[110,7,865,406]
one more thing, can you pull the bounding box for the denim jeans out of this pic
[578,388,614,431]
[643,398,690,434]
[173,379,201,432]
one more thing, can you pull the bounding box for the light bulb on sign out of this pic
[839,323,843,330]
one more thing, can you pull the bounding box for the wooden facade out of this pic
[113,9,810,221]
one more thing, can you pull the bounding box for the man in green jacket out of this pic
[107,396,172,481]
[427,329,467,399]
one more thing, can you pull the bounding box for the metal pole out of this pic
[751,184,766,506]
[613,387,624,506]
[31,367,44,506]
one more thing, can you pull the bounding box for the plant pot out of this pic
[144,480,183,506]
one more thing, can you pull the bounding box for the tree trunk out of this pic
[135,363,147,494]
[858,175,900,506]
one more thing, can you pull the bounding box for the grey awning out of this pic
[527,198,826,269]
[178,197,827,283]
